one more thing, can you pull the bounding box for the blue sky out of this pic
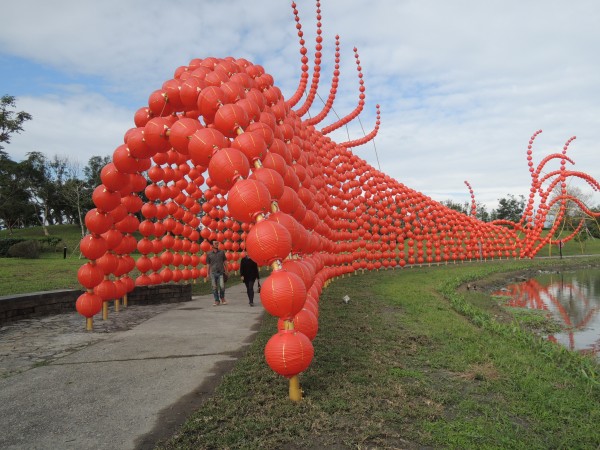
[1,0,599,211]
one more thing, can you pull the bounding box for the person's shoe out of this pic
[250,303,254,307]
[221,299,228,305]
[213,301,220,306]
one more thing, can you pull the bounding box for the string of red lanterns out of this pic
[75,0,600,401]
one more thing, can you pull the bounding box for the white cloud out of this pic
[1,0,599,211]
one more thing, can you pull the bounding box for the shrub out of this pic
[7,240,41,259]
[37,236,63,252]
[0,238,26,257]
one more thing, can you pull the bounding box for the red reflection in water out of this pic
[494,276,600,359]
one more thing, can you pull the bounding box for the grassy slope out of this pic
[160,258,600,449]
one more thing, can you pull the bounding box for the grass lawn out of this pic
[159,257,600,449]
[2,226,600,447]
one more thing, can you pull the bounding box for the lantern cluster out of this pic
[76,1,600,396]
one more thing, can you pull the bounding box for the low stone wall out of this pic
[0,284,192,325]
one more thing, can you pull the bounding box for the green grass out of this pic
[0,224,85,255]
[0,224,271,296]
[159,257,600,449]
[2,226,600,447]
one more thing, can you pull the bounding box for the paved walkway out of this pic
[0,282,263,450]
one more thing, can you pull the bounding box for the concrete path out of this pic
[0,282,263,450]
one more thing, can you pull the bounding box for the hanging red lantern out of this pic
[136,255,153,273]
[92,185,121,212]
[80,235,108,261]
[77,262,104,289]
[188,128,229,167]
[291,308,319,340]
[246,220,292,266]
[100,163,130,192]
[264,329,314,378]
[169,118,203,154]
[160,267,174,283]
[232,130,267,162]
[113,145,141,174]
[207,147,250,190]
[102,229,123,251]
[121,194,143,213]
[260,269,306,319]
[248,167,285,200]
[135,274,152,286]
[281,259,313,289]
[261,152,287,177]
[144,117,171,152]
[94,279,117,301]
[148,89,174,116]
[96,252,119,275]
[278,186,301,216]
[75,292,103,318]
[197,85,227,123]
[227,178,272,223]
[213,103,249,138]
[85,209,114,235]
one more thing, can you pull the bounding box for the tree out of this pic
[0,95,32,151]
[60,159,88,236]
[0,151,36,232]
[441,199,468,215]
[491,194,525,223]
[83,155,111,190]
[441,199,490,222]
[19,152,59,235]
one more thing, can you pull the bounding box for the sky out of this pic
[1,0,599,212]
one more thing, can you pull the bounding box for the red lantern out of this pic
[96,252,119,275]
[264,330,314,378]
[94,279,117,301]
[281,259,313,289]
[135,274,152,286]
[136,255,153,273]
[77,262,104,289]
[248,167,285,200]
[80,235,108,260]
[246,220,292,266]
[261,152,287,177]
[207,148,250,191]
[260,269,306,319]
[85,209,113,235]
[278,186,301,216]
[197,85,226,123]
[188,128,229,167]
[92,185,121,212]
[144,117,171,152]
[113,144,140,174]
[100,163,130,192]
[292,308,318,340]
[227,179,272,223]
[232,131,267,162]
[75,292,103,318]
[213,103,249,138]
[169,118,203,154]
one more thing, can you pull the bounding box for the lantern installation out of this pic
[76,0,600,399]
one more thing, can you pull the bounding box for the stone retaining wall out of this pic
[0,284,192,325]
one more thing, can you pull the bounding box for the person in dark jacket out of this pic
[239,254,260,306]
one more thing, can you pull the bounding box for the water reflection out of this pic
[494,268,600,361]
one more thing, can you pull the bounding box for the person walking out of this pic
[240,254,260,306]
[206,240,228,306]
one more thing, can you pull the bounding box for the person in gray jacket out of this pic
[207,240,228,306]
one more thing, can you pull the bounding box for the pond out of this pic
[495,268,600,361]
